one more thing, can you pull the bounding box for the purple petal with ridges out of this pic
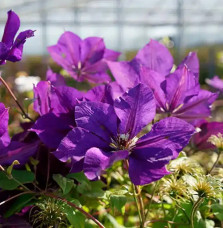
[136,117,195,158]
[31,113,74,149]
[104,48,120,61]
[55,127,108,163]
[2,10,20,47]
[7,30,34,62]
[178,52,199,79]
[46,68,65,86]
[206,76,223,92]
[136,39,173,76]
[84,148,128,180]
[81,37,105,65]
[0,103,10,148]
[75,101,118,141]
[114,83,156,138]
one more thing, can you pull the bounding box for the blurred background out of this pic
[1,0,223,127]
[1,0,223,82]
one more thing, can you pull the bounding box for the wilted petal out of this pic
[31,113,74,148]
[55,127,108,163]
[7,30,34,62]
[136,39,173,76]
[136,117,195,158]
[114,83,156,138]
[129,147,171,185]
[2,10,20,47]
[84,148,128,180]
[75,101,118,141]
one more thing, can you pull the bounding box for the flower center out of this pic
[109,133,138,151]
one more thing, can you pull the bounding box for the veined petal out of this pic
[129,151,170,185]
[136,39,173,76]
[106,60,140,91]
[84,148,128,180]
[173,90,218,122]
[75,101,118,141]
[55,127,108,163]
[7,30,34,62]
[136,117,195,158]
[81,37,105,65]
[0,103,10,148]
[114,83,156,139]
[31,113,74,149]
[178,52,199,80]
[2,10,20,47]
[46,68,65,86]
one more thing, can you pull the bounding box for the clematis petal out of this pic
[0,103,10,148]
[55,127,108,163]
[106,60,140,91]
[2,10,20,47]
[135,39,173,76]
[128,147,172,185]
[84,148,128,180]
[0,42,9,64]
[7,30,34,62]
[75,101,118,141]
[164,67,199,110]
[114,83,156,139]
[0,141,39,165]
[173,90,218,123]
[31,113,74,149]
[178,52,199,80]
[191,120,223,150]
[80,37,105,65]
[103,48,120,61]
[136,117,195,158]
[206,76,223,92]
[46,68,65,86]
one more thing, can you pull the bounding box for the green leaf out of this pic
[110,195,127,214]
[67,172,89,183]
[62,205,85,228]
[4,194,34,218]
[0,170,35,190]
[211,204,223,221]
[53,174,75,195]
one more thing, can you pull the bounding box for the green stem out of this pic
[208,149,222,174]
[0,75,33,121]
[132,183,143,225]
[135,185,145,227]
[190,197,204,228]
[145,181,159,219]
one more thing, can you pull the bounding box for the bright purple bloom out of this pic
[0,10,34,65]
[0,103,10,149]
[191,120,223,150]
[206,76,223,92]
[32,73,83,148]
[55,84,194,185]
[107,41,217,124]
[48,31,120,83]
[0,104,39,165]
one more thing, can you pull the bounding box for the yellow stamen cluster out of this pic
[208,133,223,150]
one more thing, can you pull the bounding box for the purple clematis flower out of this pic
[55,84,195,185]
[107,41,217,124]
[206,76,223,92]
[0,10,34,65]
[191,120,223,150]
[48,31,120,83]
[31,71,84,148]
[0,103,39,165]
